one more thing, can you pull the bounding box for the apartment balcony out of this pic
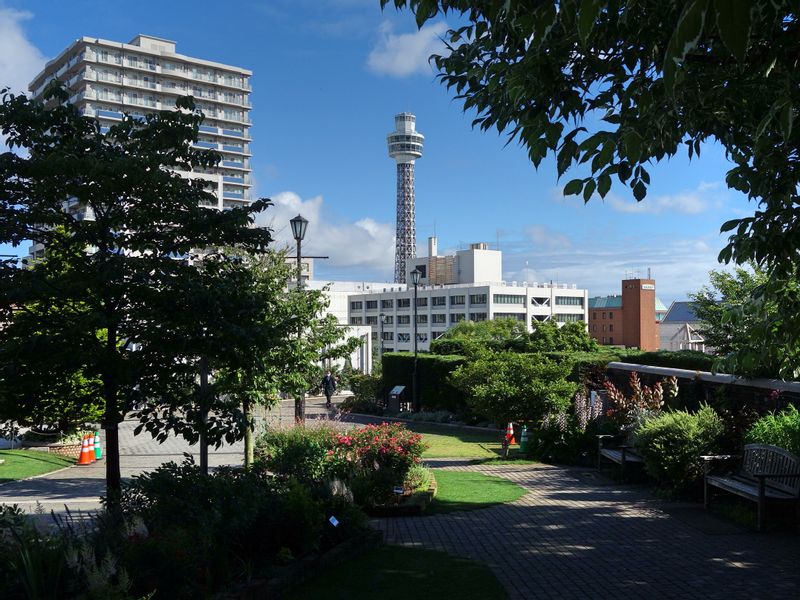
[198,125,218,134]
[193,141,217,150]
[223,175,246,184]
[221,159,248,169]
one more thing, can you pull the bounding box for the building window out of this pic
[493,294,526,305]
[450,295,466,306]
[602,312,606,319]
[366,300,378,310]
[366,316,378,325]
[432,296,446,306]
[469,294,487,305]
[556,314,584,323]
[381,299,393,309]
[416,297,428,307]
[602,325,607,332]
[609,324,614,332]
[592,312,597,319]
[609,337,614,344]
[371,332,378,341]
[383,316,394,325]
[397,333,411,343]
[350,316,363,325]
[350,301,362,310]
[417,314,428,324]
[494,313,526,321]
[416,333,428,343]
[382,331,394,341]
[397,298,411,308]
[609,312,614,319]
[450,313,466,323]
[433,331,446,340]
[397,315,411,325]
[384,347,394,352]
[432,314,446,324]
[470,312,487,322]
[555,296,584,306]
[592,324,597,332]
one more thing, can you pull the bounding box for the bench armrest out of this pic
[751,471,800,478]
[700,454,740,461]
[597,435,615,440]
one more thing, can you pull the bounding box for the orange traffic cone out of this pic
[77,434,94,466]
[505,422,516,445]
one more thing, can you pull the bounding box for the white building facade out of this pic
[28,34,252,222]
[348,282,588,353]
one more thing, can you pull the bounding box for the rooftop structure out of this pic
[588,278,662,350]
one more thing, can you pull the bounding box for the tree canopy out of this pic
[382,0,800,376]
[0,85,273,497]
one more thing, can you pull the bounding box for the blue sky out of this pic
[0,0,753,302]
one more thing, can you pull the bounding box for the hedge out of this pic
[429,337,529,356]
[544,349,641,383]
[619,350,715,372]
[381,353,466,413]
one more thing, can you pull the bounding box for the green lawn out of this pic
[286,545,507,600]
[0,450,74,482]
[415,425,504,458]
[427,469,527,515]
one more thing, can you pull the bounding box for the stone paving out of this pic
[374,462,800,600]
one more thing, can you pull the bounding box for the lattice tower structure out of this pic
[387,113,424,283]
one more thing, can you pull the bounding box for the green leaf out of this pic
[713,0,750,62]
[623,130,643,163]
[564,178,584,196]
[663,0,711,95]
[578,0,604,45]
[597,173,612,197]
[780,101,794,141]
[720,219,740,233]
[633,180,647,201]
[582,178,596,202]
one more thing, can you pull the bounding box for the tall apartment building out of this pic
[347,243,588,353]
[27,35,252,225]
[588,278,667,350]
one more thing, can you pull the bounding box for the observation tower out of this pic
[387,113,424,283]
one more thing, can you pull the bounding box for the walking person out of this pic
[322,370,336,409]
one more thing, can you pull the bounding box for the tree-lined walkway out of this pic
[374,463,800,600]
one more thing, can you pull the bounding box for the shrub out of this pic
[256,425,336,483]
[350,372,382,403]
[745,405,800,456]
[620,350,715,372]
[404,465,432,491]
[635,404,725,496]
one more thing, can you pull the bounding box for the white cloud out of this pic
[524,224,571,250]
[501,231,728,303]
[0,8,46,94]
[254,191,395,276]
[367,21,448,77]
[603,182,727,215]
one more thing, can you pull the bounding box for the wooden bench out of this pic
[703,443,800,532]
[597,434,644,480]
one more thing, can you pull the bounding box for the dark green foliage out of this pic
[546,349,639,384]
[529,321,598,352]
[620,350,716,373]
[349,372,383,404]
[450,351,577,425]
[746,406,800,456]
[381,353,465,413]
[636,405,725,496]
[256,425,336,484]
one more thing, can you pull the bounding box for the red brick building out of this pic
[588,278,665,351]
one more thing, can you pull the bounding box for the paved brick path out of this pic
[374,463,800,600]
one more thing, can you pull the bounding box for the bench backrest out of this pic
[742,444,800,496]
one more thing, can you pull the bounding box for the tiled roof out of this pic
[663,301,700,323]
[588,295,622,309]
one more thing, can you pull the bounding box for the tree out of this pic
[0,84,273,500]
[449,350,577,425]
[689,264,786,377]
[213,251,363,466]
[444,317,529,341]
[529,321,598,353]
[383,0,800,375]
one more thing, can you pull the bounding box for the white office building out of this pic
[347,240,588,352]
[27,34,252,250]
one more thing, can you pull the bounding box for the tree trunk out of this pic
[243,397,254,468]
[199,356,209,475]
[104,323,122,509]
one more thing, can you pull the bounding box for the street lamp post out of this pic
[379,312,386,362]
[290,214,309,423]
[410,268,421,412]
